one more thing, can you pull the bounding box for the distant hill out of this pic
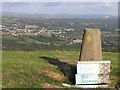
[2,12,117,19]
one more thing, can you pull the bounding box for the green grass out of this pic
[2,51,119,88]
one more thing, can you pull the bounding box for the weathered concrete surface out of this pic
[79,28,102,61]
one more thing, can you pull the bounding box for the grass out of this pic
[2,51,119,88]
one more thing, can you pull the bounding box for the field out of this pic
[2,51,119,88]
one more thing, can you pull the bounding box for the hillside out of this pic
[2,34,118,52]
[2,51,119,88]
[2,35,81,51]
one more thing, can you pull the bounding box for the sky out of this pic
[1,2,118,16]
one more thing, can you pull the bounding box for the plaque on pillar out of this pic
[77,61,111,74]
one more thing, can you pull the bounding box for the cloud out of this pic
[41,2,64,6]
[2,2,28,8]
[103,2,114,6]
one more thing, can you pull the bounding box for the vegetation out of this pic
[2,34,118,52]
[2,51,119,88]
[2,35,81,51]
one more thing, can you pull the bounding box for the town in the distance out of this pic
[1,15,119,52]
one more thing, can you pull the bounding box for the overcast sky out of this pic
[1,2,118,15]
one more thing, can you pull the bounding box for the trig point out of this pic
[75,28,111,88]
[80,28,102,61]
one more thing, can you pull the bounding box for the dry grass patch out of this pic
[43,70,65,82]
